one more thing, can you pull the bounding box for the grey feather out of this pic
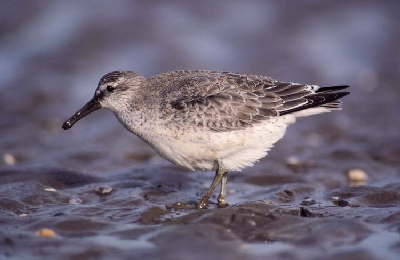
[146,70,349,131]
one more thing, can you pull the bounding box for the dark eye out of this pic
[106,85,115,92]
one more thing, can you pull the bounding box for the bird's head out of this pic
[62,71,144,130]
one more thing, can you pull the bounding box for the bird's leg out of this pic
[217,171,229,208]
[197,159,227,209]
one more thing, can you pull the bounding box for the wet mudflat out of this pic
[1,1,400,259]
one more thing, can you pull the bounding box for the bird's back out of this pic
[146,70,349,132]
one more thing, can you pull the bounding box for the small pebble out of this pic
[36,228,56,237]
[285,156,300,166]
[69,198,83,205]
[19,213,28,218]
[3,153,16,165]
[347,168,367,181]
[264,200,274,205]
[300,197,316,206]
[331,196,349,207]
[94,186,113,195]
[244,218,256,226]
[331,196,340,201]
[285,156,313,172]
[44,187,57,192]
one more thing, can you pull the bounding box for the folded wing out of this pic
[155,71,349,131]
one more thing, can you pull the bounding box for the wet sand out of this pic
[1,1,400,259]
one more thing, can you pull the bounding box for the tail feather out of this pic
[316,85,350,93]
[279,86,350,116]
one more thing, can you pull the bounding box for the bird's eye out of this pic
[106,85,115,92]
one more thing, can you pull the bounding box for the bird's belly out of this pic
[142,116,295,172]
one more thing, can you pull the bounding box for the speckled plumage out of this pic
[145,70,347,132]
[63,70,350,208]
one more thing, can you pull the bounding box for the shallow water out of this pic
[1,1,400,259]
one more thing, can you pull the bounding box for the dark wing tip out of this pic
[337,91,350,98]
[279,89,350,116]
[317,85,350,93]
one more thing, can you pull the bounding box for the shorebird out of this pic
[62,70,349,209]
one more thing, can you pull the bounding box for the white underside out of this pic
[122,106,332,172]
[291,107,332,118]
[138,114,296,172]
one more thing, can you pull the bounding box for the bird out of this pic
[62,70,350,209]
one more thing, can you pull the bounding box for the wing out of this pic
[153,71,349,131]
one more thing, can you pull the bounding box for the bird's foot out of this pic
[217,195,229,208]
[196,196,210,209]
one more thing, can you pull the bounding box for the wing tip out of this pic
[317,85,350,93]
[279,87,350,116]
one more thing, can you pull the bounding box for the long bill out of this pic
[62,97,101,130]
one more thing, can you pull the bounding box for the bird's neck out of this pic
[113,100,161,137]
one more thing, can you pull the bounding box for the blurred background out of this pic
[1,0,399,170]
[1,1,400,259]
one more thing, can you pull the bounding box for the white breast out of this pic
[134,114,297,172]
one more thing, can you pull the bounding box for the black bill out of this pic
[62,98,101,130]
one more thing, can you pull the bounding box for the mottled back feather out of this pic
[148,70,349,131]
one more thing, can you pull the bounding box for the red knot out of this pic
[63,70,349,209]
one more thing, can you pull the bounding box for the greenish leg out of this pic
[197,159,228,209]
[217,171,229,208]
